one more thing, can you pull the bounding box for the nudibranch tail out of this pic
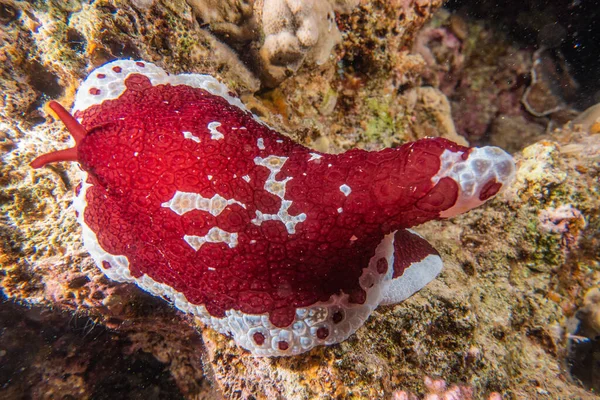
[433,146,515,219]
[30,101,86,169]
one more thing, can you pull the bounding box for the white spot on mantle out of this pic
[208,122,224,140]
[308,153,322,162]
[183,131,200,143]
[257,138,265,150]
[340,184,352,197]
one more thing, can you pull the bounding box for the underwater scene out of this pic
[0,0,599,398]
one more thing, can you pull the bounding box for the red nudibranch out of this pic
[31,60,515,356]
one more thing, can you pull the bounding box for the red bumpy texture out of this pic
[36,75,467,328]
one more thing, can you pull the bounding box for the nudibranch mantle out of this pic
[31,60,515,356]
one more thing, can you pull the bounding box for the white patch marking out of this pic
[252,155,307,234]
[184,227,238,250]
[208,122,224,140]
[264,177,289,199]
[161,191,245,216]
[339,184,352,197]
[183,130,200,143]
[251,204,307,234]
[257,138,265,150]
[242,175,250,182]
[308,153,322,161]
[337,207,343,213]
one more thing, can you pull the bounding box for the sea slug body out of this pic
[31,60,516,356]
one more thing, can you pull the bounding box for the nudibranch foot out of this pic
[31,60,516,356]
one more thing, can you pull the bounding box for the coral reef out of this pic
[1,0,599,398]
[0,294,216,398]
[445,0,600,107]
[570,286,600,392]
[576,287,600,339]
[412,8,585,151]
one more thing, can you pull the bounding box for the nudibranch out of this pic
[31,60,515,356]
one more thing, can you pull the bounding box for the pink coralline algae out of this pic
[539,204,585,234]
[31,60,515,356]
[538,204,586,250]
[392,376,503,400]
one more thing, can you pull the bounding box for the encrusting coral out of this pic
[186,0,359,87]
[255,0,356,87]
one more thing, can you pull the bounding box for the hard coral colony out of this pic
[31,60,515,356]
